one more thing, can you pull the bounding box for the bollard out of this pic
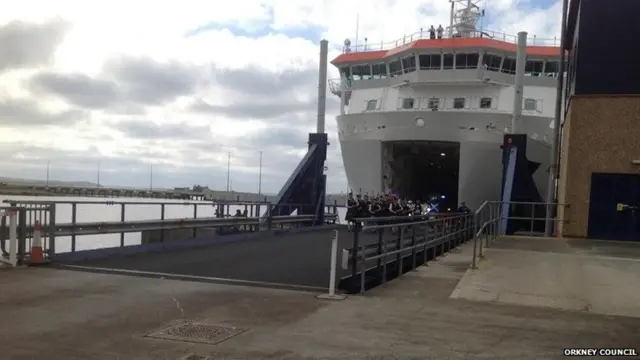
[317,230,347,300]
[30,220,46,265]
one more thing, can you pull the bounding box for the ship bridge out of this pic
[330,0,564,210]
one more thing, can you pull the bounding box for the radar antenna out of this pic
[343,39,352,53]
[448,0,484,38]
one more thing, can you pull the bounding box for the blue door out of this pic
[587,173,640,241]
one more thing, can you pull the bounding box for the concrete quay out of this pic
[2,237,639,359]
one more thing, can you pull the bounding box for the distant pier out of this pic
[0,183,348,203]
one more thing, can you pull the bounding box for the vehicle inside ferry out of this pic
[383,141,460,212]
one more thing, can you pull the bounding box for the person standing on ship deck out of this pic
[429,25,436,39]
[437,25,444,39]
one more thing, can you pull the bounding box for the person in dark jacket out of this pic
[345,193,358,230]
[457,202,471,214]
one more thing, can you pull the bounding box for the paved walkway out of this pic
[452,236,640,318]
[1,237,639,359]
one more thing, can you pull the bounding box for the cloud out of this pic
[0,19,69,72]
[29,72,119,109]
[0,97,85,127]
[0,0,562,194]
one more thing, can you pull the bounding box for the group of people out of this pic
[344,192,471,230]
[428,25,445,39]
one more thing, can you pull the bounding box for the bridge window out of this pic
[455,53,479,69]
[366,99,378,111]
[389,60,402,77]
[427,97,440,110]
[340,67,351,80]
[525,61,544,76]
[402,98,415,109]
[402,56,417,73]
[544,61,558,77]
[479,97,492,109]
[523,98,537,111]
[501,57,516,74]
[453,97,466,109]
[352,65,371,80]
[371,63,387,79]
[482,54,502,71]
[443,54,454,70]
[419,54,442,70]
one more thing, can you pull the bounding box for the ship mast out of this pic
[448,0,483,38]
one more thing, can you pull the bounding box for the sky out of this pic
[0,0,563,193]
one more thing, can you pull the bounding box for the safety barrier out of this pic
[0,208,18,267]
[338,212,475,294]
[327,201,568,294]
[471,200,568,269]
[0,199,339,265]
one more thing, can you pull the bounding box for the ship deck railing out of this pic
[342,29,559,53]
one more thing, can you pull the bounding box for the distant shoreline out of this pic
[0,187,347,204]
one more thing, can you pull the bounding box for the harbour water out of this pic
[0,195,347,254]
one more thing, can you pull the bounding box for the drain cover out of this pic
[146,322,248,345]
[180,355,211,360]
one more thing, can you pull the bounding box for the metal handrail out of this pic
[361,213,469,231]
[1,214,338,239]
[344,29,559,53]
[2,199,269,206]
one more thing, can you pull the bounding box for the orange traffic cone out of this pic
[30,220,46,265]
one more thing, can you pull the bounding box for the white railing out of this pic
[0,210,18,268]
[343,29,559,53]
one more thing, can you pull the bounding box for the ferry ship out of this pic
[328,0,563,210]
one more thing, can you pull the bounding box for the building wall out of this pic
[569,0,640,96]
[557,96,640,237]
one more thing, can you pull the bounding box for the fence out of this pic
[325,200,567,295]
[0,199,340,265]
[338,212,475,294]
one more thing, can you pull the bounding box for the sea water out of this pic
[0,195,347,253]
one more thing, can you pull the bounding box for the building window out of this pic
[501,57,516,74]
[455,53,479,69]
[482,54,502,71]
[525,61,544,76]
[442,54,454,70]
[427,97,440,110]
[402,98,415,109]
[371,63,387,79]
[366,100,378,111]
[352,64,371,80]
[480,97,492,109]
[402,56,417,73]
[418,54,442,70]
[389,60,402,77]
[544,61,558,77]
[453,97,466,109]
[524,98,537,111]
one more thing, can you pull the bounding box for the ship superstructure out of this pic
[329,0,564,210]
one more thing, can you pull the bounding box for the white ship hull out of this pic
[337,110,552,210]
